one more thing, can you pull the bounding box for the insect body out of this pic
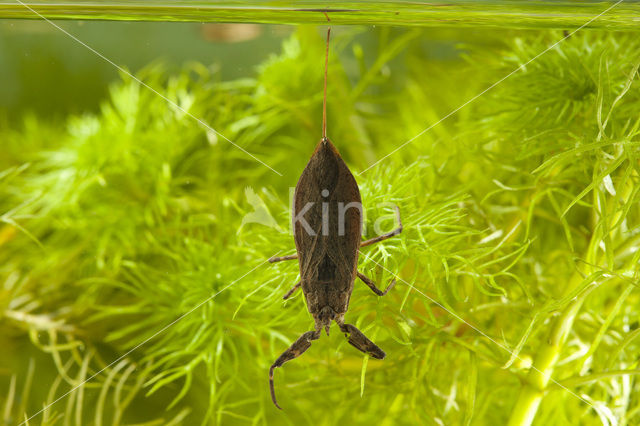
[268,136,402,409]
[293,138,365,339]
[267,23,403,410]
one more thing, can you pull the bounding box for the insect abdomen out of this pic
[293,138,362,282]
[317,254,336,281]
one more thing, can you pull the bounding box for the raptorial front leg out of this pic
[357,272,395,296]
[269,253,298,263]
[282,281,301,300]
[269,329,321,409]
[338,322,385,360]
[360,205,403,248]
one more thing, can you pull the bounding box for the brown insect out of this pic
[267,22,403,409]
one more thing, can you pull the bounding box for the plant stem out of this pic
[509,165,637,425]
[507,291,588,426]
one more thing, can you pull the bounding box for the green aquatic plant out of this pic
[1,27,639,426]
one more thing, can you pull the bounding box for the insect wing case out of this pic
[292,138,362,313]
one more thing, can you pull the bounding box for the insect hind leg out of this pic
[269,253,298,263]
[360,205,402,248]
[269,329,321,409]
[338,322,385,360]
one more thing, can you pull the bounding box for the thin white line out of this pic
[357,249,597,410]
[358,0,624,175]
[20,254,278,425]
[14,0,282,177]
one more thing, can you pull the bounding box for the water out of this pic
[1,0,639,28]
[1,2,639,426]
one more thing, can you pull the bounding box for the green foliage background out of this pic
[1,26,639,425]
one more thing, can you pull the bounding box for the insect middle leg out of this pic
[357,272,395,296]
[337,321,386,360]
[269,328,321,409]
[282,281,301,300]
[360,205,403,248]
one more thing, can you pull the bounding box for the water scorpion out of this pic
[267,23,403,409]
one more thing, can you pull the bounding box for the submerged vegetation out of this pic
[1,26,639,425]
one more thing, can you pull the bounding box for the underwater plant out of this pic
[0,26,639,426]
